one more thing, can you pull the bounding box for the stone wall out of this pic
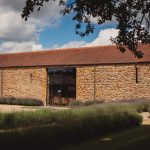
[0,63,149,105]
[76,64,150,101]
[76,66,94,100]
[0,67,47,105]
[0,69,2,97]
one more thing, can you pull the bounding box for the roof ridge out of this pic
[0,45,116,55]
[0,45,149,68]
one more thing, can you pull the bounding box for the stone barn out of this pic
[0,45,150,105]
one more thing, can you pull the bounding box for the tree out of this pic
[22,0,150,58]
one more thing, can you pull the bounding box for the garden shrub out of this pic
[69,100,104,107]
[70,99,150,113]
[148,107,150,115]
[0,103,142,130]
[0,109,54,129]
[69,100,84,107]
[140,100,150,112]
[110,99,150,112]
[0,103,143,149]
[0,97,43,106]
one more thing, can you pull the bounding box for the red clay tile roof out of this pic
[0,45,150,68]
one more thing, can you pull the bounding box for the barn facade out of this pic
[0,45,150,105]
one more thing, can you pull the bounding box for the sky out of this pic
[0,0,118,53]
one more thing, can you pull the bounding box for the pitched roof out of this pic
[0,45,150,68]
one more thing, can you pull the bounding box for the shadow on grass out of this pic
[58,125,150,150]
[1,125,150,150]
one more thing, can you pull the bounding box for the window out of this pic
[48,67,76,99]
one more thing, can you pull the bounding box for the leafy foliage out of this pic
[22,0,150,58]
[0,97,43,106]
[0,103,143,129]
[69,99,150,112]
[0,103,143,149]
[69,100,104,107]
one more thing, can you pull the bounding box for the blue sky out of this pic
[0,0,118,53]
[39,15,117,49]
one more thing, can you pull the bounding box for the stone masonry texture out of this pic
[0,69,2,97]
[0,63,150,105]
[0,67,47,105]
[76,64,150,101]
[76,66,95,100]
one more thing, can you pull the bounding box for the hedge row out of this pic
[0,104,142,149]
[0,97,43,106]
[69,99,150,112]
[0,104,143,130]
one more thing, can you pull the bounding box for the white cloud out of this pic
[0,0,26,12]
[85,28,118,47]
[0,41,42,53]
[0,0,118,53]
[52,28,118,49]
[0,10,37,42]
[52,41,86,49]
[0,0,65,53]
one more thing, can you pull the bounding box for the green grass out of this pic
[59,125,150,150]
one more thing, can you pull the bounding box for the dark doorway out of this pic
[47,67,76,105]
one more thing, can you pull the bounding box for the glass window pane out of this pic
[48,67,76,99]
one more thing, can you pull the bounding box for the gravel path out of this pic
[141,112,150,125]
[0,104,69,113]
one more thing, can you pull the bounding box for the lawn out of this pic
[59,125,150,150]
